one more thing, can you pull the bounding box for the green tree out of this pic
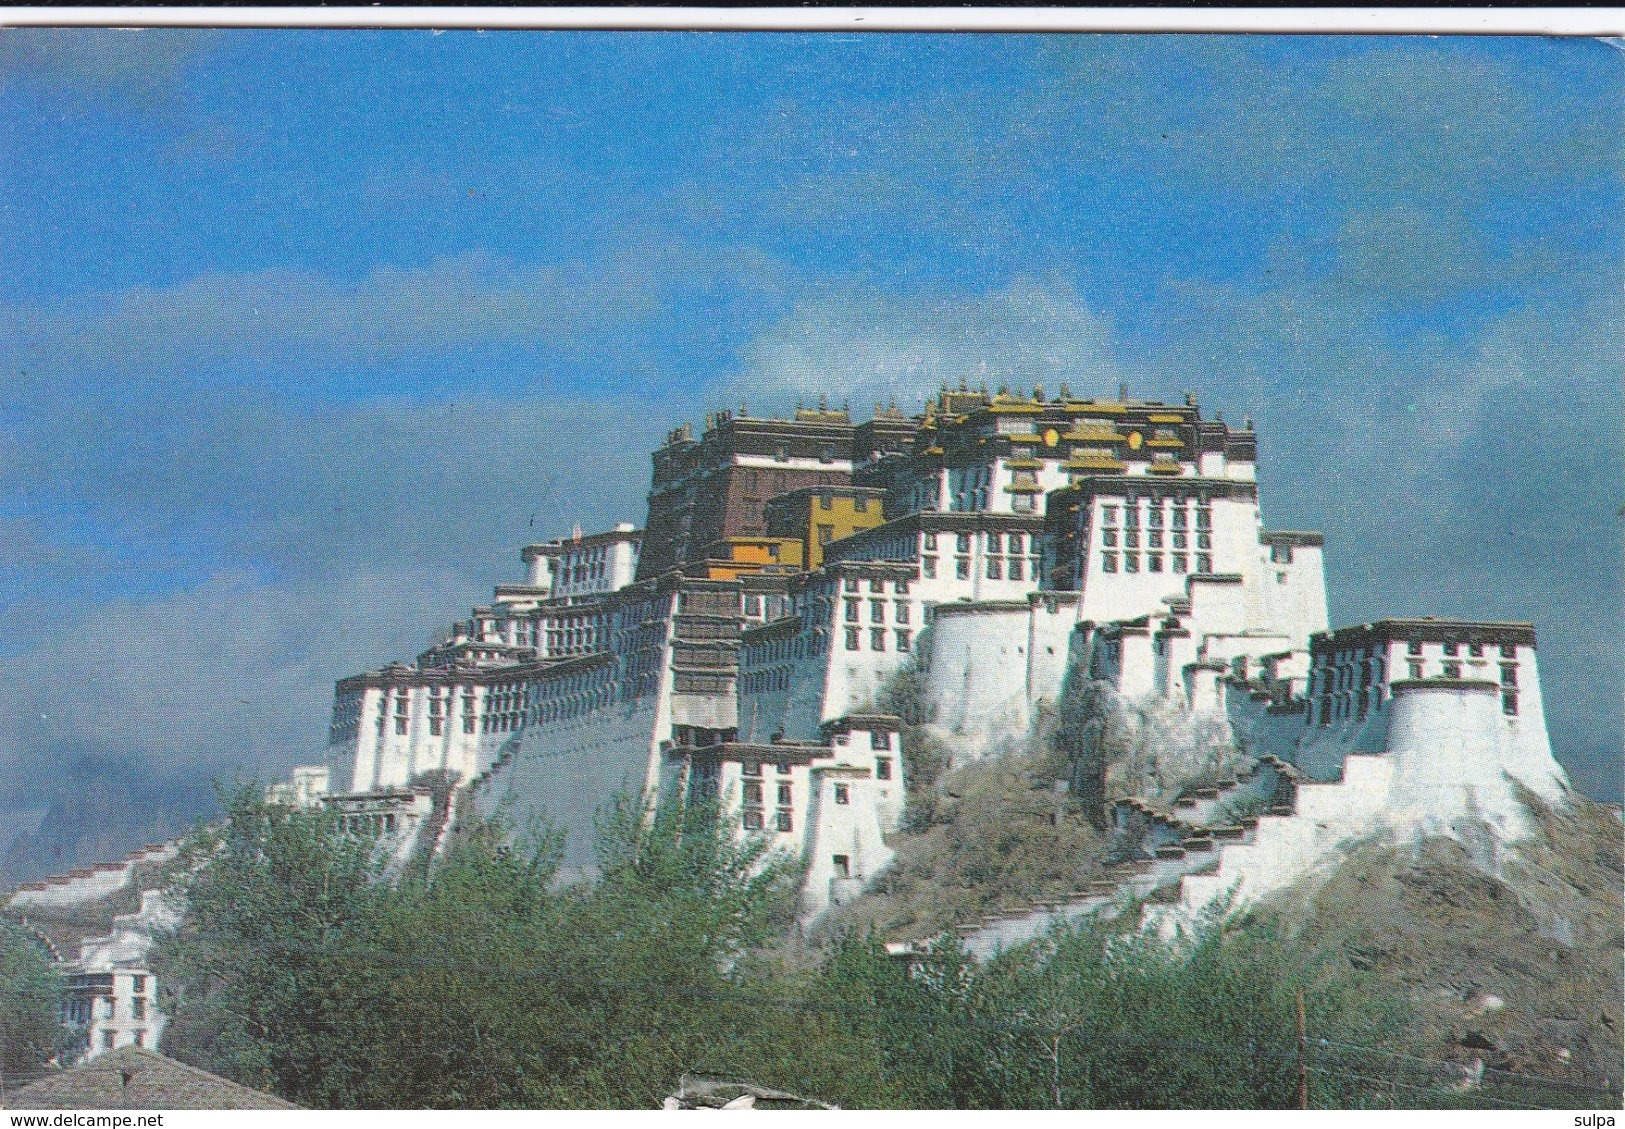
[0,918,63,1082]
[154,786,392,1100]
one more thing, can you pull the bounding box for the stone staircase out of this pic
[1152,752,1394,929]
[948,756,1300,961]
[465,734,524,799]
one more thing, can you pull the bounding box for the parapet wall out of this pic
[1384,679,1565,838]
[470,686,667,882]
[924,601,1035,760]
[8,843,179,912]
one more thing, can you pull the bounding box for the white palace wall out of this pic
[924,601,1035,756]
[473,682,670,882]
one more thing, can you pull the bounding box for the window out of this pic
[1197,554,1212,573]
[1172,554,1188,573]
[896,629,911,652]
[956,557,970,580]
[1443,641,1460,657]
[845,628,860,651]
[870,600,885,622]
[844,577,860,593]
[1172,533,1187,549]
[1148,508,1163,529]
[819,494,833,510]
[1270,543,1294,564]
[1102,553,1118,573]
[1408,662,1423,679]
[429,717,443,736]
[1009,532,1025,554]
[923,532,938,551]
[1148,554,1163,572]
[1408,640,1423,656]
[102,1031,115,1050]
[1009,558,1024,581]
[775,810,793,832]
[743,760,760,776]
[833,854,851,879]
[1197,533,1212,549]
[1500,643,1517,658]
[845,599,860,623]
[1443,662,1462,679]
[1125,554,1140,573]
[1502,692,1519,716]
[1172,509,1187,530]
[923,557,938,578]
[744,781,763,804]
[817,524,834,545]
[778,783,792,804]
[743,810,764,831]
[986,532,1002,554]
[987,558,1002,579]
[778,762,791,775]
[1196,508,1212,530]
[834,784,850,805]
[895,601,910,624]
[871,628,886,651]
[134,1029,146,1048]
[132,996,147,1020]
[133,976,146,994]
[1124,531,1140,549]
[1124,506,1140,529]
[1500,664,1518,687]
[1102,505,1119,526]
[876,756,893,780]
[395,717,408,736]
[1103,530,1118,548]
[1468,643,1484,657]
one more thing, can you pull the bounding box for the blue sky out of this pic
[0,30,1619,879]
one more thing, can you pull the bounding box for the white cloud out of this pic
[3,244,774,385]
[734,278,1130,413]
[0,29,219,100]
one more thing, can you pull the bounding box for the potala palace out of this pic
[291,384,1570,920]
[9,385,1575,1057]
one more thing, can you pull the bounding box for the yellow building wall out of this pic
[802,496,885,571]
[703,537,804,580]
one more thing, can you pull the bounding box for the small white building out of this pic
[61,890,182,1062]
[665,714,904,921]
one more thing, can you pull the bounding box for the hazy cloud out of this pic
[0,28,219,101]
[4,244,780,386]
[734,278,1130,413]
[0,389,677,881]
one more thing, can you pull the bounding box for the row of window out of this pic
[1100,503,1211,530]
[922,531,1031,554]
[842,576,910,595]
[1101,553,1212,575]
[1102,529,1209,551]
[923,554,1043,581]
[741,666,793,695]
[845,627,912,652]
[1405,639,1519,659]
[743,809,794,832]
[1401,660,1519,684]
[844,598,912,625]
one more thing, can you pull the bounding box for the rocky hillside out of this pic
[1251,789,1622,1103]
[824,698,1622,1106]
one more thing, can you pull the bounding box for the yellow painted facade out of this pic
[700,536,805,581]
